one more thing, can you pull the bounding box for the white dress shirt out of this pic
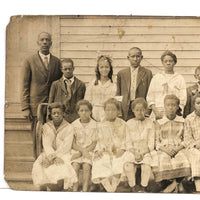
[130,66,139,101]
[39,51,50,68]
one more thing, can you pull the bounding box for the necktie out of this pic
[65,79,72,100]
[43,56,48,69]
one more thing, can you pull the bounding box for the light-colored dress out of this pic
[147,72,187,117]
[184,112,200,177]
[152,116,190,182]
[32,120,77,189]
[71,118,98,164]
[84,79,116,121]
[92,118,129,183]
[125,118,156,166]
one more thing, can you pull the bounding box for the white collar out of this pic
[63,75,74,85]
[158,115,184,125]
[39,51,50,61]
[130,65,140,72]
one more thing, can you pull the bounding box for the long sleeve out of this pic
[55,126,74,157]
[21,59,31,111]
[77,83,86,101]
[178,76,187,112]
[154,121,162,150]
[148,122,155,152]
[146,75,157,107]
[183,87,192,118]
[84,82,93,103]
[184,118,195,148]
[48,82,56,103]
[42,125,55,156]
[116,73,121,96]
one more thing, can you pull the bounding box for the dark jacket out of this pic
[116,66,152,120]
[49,76,86,123]
[21,52,62,116]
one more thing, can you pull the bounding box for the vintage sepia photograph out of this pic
[4,15,200,193]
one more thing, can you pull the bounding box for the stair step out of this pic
[5,172,32,182]
[5,160,34,172]
[5,121,32,131]
[6,181,40,191]
[5,130,33,142]
[5,142,34,157]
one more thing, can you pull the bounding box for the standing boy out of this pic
[116,47,152,121]
[49,58,86,123]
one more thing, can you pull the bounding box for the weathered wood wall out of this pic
[5,15,200,118]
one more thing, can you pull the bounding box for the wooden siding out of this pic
[5,15,200,118]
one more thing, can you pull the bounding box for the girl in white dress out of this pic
[124,98,156,192]
[85,55,116,122]
[147,51,187,120]
[32,103,77,191]
[92,98,129,192]
[71,100,98,192]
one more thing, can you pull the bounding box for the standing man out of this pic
[21,32,62,157]
[116,47,152,121]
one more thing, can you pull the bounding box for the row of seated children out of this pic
[32,93,200,193]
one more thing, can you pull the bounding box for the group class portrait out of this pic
[4,15,200,193]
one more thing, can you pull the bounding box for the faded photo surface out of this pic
[4,15,200,193]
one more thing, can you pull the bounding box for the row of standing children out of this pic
[32,92,200,193]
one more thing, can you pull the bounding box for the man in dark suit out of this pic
[21,32,62,156]
[49,58,86,123]
[116,47,152,121]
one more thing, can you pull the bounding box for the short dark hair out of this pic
[128,47,143,56]
[164,94,180,106]
[48,102,65,114]
[94,55,113,85]
[131,97,148,110]
[38,32,52,41]
[76,100,93,112]
[161,50,177,64]
[60,58,74,68]
[104,98,121,111]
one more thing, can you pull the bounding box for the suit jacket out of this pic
[116,66,152,120]
[48,76,86,123]
[183,83,200,118]
[21,52,62,116]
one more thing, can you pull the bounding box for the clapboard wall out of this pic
[5,15,200,118]
[60,16,200,85]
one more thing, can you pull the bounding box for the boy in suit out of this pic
[116,47,152,121]
[184,66,200,118]
[21,32,62,157]
[49,58,86,123]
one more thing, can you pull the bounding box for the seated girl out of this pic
[92,98,129,192]
[184,93,200,193]
[71,100,97,192]
[152,94,190,193]
[124,98,156,192]
[32,103,77,191]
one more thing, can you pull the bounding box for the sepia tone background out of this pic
[4,15,200,190]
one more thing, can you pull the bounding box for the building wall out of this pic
[5,15,200,118]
